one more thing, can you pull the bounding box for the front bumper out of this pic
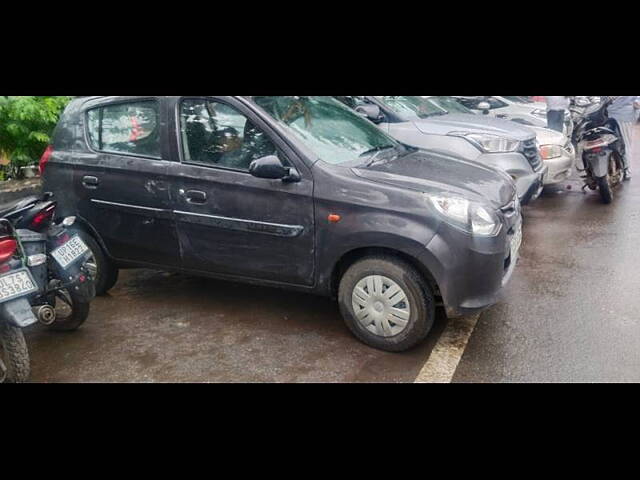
[420,204,523,318]
[475,150,545,205]
[543,145,575,185]
[518,166,547,205]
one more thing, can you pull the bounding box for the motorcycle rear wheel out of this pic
[0,322,30,383]
[46,288,90,332]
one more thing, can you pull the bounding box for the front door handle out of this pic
[180,189,208,204]
[82,176,100,189]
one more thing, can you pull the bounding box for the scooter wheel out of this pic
[597,176,613,204]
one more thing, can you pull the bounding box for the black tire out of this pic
[597,176,613,204]
[46,289,91,332]
[338,255,435,352]
[0,322,30,383]
[69,228,118,295]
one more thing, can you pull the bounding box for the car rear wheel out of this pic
[338,255,435,352]
[69,228,119,296]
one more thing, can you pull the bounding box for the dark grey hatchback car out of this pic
[41,96,522,351]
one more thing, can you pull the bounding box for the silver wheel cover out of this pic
[352,275,411,338]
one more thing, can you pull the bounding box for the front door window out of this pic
[180,99,277,171]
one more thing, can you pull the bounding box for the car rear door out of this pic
[165,96,315,287]
[77,97,180,268]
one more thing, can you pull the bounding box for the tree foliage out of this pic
[0,96,72,178]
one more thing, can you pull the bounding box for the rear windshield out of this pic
[375,96,448,120]
[425,96,475,114]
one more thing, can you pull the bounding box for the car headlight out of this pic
[539,144,563,160]
[531,109,547,118]
[426,194,502,237]
[449,132,520,153]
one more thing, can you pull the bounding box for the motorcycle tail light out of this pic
[30,204,56,231]
[0,237,18,264]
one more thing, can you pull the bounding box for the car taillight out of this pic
[39,145,53,176]
[0,238,18,264]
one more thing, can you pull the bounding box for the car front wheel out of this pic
[338,255,435,352]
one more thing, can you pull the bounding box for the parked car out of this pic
[453,96,573,137]
[425,96,574,186]
[335,96,546,204]
[42,96,523,352]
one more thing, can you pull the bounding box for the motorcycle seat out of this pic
[0,196,40,218]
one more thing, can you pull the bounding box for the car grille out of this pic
[519,139,542,171]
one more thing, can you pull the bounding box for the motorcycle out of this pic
[569,97,602,144]
[574,98,626,204]
[0,194,96,383]
[0,218,39,382]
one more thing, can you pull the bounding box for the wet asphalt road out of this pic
[454,124,640,382]
[26,271,449,382]
[24,124,640,383]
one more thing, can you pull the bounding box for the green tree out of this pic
[0,96,72,179]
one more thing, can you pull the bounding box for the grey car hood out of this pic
[412,113,536,141]
[352,150,515,209]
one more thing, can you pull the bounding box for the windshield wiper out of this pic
[424,110,449,117]
[359,145,397,167]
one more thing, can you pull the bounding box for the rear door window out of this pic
[87,100,161,158]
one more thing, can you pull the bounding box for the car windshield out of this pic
[424,96,475,114]
[376,96,449,120]
[252,96,401,165]
[502,96,534,104]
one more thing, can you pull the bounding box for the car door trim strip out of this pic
[90,199,173,219]
[173,210,304,238]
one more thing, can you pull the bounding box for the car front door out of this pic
[166,96,315,287]
[79,98,181,268]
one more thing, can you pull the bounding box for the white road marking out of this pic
[414,314,481,383]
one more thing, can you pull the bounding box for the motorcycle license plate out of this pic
[0,269,38,304]
[511,223,523,260]
[51,235,89,269]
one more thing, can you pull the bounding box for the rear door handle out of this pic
[82,176,99,189]
[180,189,207,204]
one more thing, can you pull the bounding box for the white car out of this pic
[454,96,573,137]
[529,126,575,186]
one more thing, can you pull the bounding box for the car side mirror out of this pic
[355,104,383,123]
[249,155,300,183]
[477,101,491,115]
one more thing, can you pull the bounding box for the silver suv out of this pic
[336,96,547,204]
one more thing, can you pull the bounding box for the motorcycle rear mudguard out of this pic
[69,279,96,303]
[0,297,38,328]
[586,153,610,178]
[49,248,96,303]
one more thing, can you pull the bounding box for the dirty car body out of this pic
[43,96,522,349]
